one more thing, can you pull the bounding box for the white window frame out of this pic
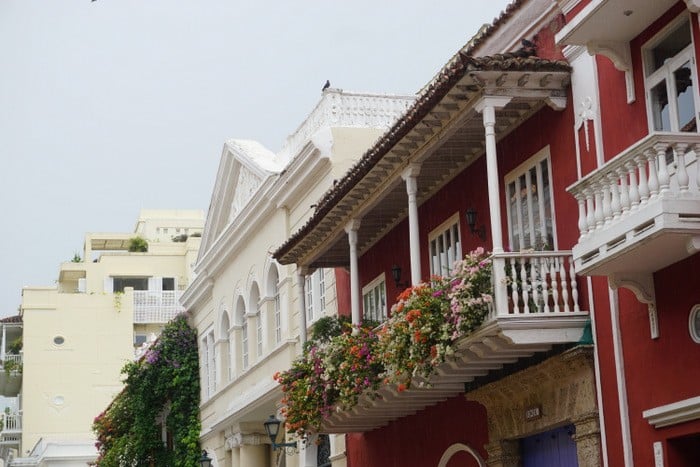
[274,285,282,344]
[256,309,263,357]
[241,316,249,370]
[362,273,387,323]
[207,331,216,395]
[504,147,558,251]
[643,13,700,133]
[305,269,327,323]
[429,213,462,276]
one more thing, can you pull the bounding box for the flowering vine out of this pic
[92,315,201,466]
[276,248,493,436]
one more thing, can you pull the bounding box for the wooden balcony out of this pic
[568,132,700,277]
[320,251,589,433]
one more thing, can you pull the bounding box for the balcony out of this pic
[568,132,700,277]
[320,251,589,432]
[132,291,184,324]
[0,355,22,398]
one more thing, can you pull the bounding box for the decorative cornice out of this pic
[643,395,700,428]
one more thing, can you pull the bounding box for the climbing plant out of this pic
[92,315,201,466]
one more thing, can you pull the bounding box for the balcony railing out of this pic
[319,250,588,432]
[133,291,184,324]
[491,251,582,317]
[1,355,21,367]
[568,132,700,275]
[1,413,20,433]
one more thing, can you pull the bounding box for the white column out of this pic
[1,325,6,361]
[475,96,512,315]
[297,269,308,346]
[474,96,512,254]
[345,219,361,326]
[401,164,422,285]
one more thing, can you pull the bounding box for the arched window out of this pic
[249,282,262,358]
[267,265,281,344]
[220,309,231,382]
[235,296,248,370]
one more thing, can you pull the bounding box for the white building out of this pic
[182,89,414,467]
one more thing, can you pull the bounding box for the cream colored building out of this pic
[182,89,414,467]
[11,210,204,467]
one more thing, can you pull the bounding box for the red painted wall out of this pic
[346,396,488,467]
[334,267,351,318]
[595,2,689,162]
[583,5,700,466]
[617,254,700,466]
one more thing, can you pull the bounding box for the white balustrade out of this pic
[569,132,700,239]
[132,291,184,323]
[491,251,583,316]
[2,413,20,432]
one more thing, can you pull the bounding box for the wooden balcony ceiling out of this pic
[275,53,570,268]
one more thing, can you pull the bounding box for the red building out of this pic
[275,1,700,466]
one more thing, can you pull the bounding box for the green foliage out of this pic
[92,315,201,466]
[72,252,82,263]
[8,337,22,355]
[127,237,148,253]
[3,359,22,376]
[308,315,350,345]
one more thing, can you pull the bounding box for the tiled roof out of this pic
[0,315,22,324]
[273,51,570,262]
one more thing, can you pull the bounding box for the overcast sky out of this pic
[0,0,512,317]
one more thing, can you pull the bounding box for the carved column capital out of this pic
[225,432,268,449]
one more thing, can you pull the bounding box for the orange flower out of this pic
[397,383,407,392]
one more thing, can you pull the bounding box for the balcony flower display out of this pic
[276,249,492,436]
[275,324,382,437]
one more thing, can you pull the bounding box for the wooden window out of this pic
[505,148,556,251]
[362,274,387,323]
[429,214,462,276]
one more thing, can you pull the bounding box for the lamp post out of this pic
[263,415,298,454]
[199,449,212,467]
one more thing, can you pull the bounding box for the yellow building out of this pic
[11,210,203,467]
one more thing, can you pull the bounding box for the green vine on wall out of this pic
[92,315,201,466]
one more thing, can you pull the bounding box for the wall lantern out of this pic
[465,208,486,241]
[264,415,298,453]
[199,450,212,467]
[391,265,409,288]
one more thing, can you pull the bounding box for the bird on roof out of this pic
[322,80,330,91]
[514,38,537,57]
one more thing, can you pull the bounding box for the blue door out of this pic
[521,425,579,467]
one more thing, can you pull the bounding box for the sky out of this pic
[0,0,512,317]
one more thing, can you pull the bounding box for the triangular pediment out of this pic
[198,140,284,259]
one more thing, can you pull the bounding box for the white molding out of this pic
[587,41,635,103]
[609,288,634,467]
[643,395,700,428]
[609,273,659,339]
[690,304,700,343]
[686,0,700,13]
[437,443,487,467]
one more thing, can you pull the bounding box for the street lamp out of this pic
[263,415,297,453]
[199,449,212,467]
